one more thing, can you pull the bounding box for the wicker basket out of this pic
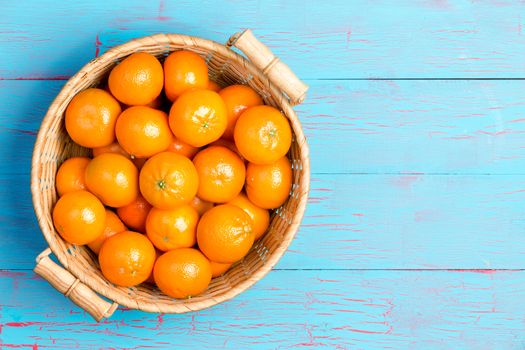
[31,30,310,321]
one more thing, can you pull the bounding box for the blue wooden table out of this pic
[2,1,525,348]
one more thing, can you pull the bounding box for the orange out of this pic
[246,156,292,209]
[99,231,156,287]
[85,153,139,207]
[164,50,208,101]
[197,204,254,263]
[115,106,173,158]
[209,261,232,278]
[153,248,211,298]
[190,196,214,217]
[146,205,198,251]
[92,142,130,158]
[207,80,221,92]
[88,209,127,254]
[65,88,121,148]
[209,138,244,161]
[52,190,106,245]
[165,136,200,159]
[227,192,270,240]
[55,157,90,196]
[145,249,162,284]
[169,89,227,147]
[108,52,164,106]
[139,152,198,209]
[193,146,245,203]
[116,194,152,233]
[234,105,292,165]
[133,157,148,170]
[219,85,263,139]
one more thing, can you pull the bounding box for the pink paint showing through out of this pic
[392,175,420,189]
[94,34,102,57]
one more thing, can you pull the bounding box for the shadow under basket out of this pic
[31,30,310,321]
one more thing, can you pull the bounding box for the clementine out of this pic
[164,50,208,101]
[87,209,127,254]
[245,156,292,209]
[219,85,263,139]
[227,192,270,240]
[146,205,198,251]
[116,194,152,233]
[55,157,90,196]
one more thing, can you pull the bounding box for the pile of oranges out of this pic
[53,50,293,299]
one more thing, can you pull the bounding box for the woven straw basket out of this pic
[31,30,310,321]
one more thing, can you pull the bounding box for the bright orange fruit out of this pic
[227,192,270,240]
[208,138,244,161]
[65,88,121,148]
[85,153,139,207]
[153,248,212,298]
[189,196,214,217]
[108,52,164,106]
[209,260,232,278]
[92,142,130,158]
[165,136,200,159]
[169,89,227,147]
[207,80,222,92]
[115,106,173,158]
[197,204,254,263]
[193,146,245,203]
[234,105,292,165]
[164,50,208,101]
[139,152,198,209]
[245,156,292,209]
[52,190,106,245]
[219,85,263,139]
[116,194,152,233]
[146,205,198,251]
[55,157,90,197]
[87,209,127,254]
[99,230,156,287]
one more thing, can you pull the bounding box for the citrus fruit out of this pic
[219,85,263,139]
[209,260,232,278]
[116,194,152,233]
[52,190,106,245]
[85,153,139,207]
[99,230,156,287]
[245,156,292,209]
[164,50,208,101]
[234,105,292,164]
[207,80,221,92]
[209,138,244,161]
[189,196,214,217]
[87,209,127,254]
[92,142,130,158]
[169,89,227,147]
[145,249,162,284]
[108,52,163,106]
[165,136,200,159]
[65,88,121,148]
[115,106,172,158]
[146,205,198,251]
[153,248,212,298]
[227,192,270,240]
[139,152,198,209]
[197,204,254,263]
[55,157,90,196]
[193,146,245,203]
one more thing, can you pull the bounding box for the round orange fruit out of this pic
[219,85,263,139]
[234,105,292,165]
[190,196,214,217]
[108,52,164,106]
[164,50,208,101]
[207,80,221,92]
[116,194,152,233]
[139,152,198,209]
[85,153,139,207]
[55,157,90,196]
[227,192,270,240]
[169,89,227,147]
[153,248,212,298]
[92,142,129,158]
[245,156,292,209]
[65,88,121,148]
[197,204,254,263]
[193,146,245,203]
[115,106,172,158]
[209,138,244,161]
[146,205,198,251]
[165,136,200,159]
[145,249,162,285]
[209,260,232,278]
[52,190,106,245]
[99,230,156,287]
[87,209,127,254]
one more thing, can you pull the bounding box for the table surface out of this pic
[2,1,525,349]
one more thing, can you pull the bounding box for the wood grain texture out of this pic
[2,0,525,79]
[1,270,525,349]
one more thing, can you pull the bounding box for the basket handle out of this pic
[34,248,118,322]
[227,29,308,106]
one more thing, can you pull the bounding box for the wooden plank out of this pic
[6,173,525,270]
[1,270,524,349]
[4,79,525,176]
[2,0,525,79]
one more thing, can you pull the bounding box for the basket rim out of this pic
[31,32,310,313]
